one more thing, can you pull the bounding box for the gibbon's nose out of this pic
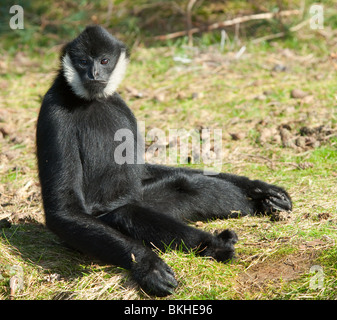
[88,65,99,80]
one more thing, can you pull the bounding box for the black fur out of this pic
[36,26,292,296]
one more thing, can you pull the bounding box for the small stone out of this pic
[290,89,308,99]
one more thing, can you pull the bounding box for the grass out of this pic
[1,5,337,300]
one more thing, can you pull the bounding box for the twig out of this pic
[252,18,310,44]
[241,153,303,169]
[154,9,301,41]
[186,0,197,46]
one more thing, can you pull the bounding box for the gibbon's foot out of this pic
[249,181,292,215]
[200,229,238,263]
[131,251,178,297]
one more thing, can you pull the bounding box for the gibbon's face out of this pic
[62,26,129,100]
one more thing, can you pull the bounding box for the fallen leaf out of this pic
[305,240,325,247]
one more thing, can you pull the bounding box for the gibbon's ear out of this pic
[102,50,129,98]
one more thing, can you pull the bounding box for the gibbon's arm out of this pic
[36,101,141,269]
[44,202,178,296]
[37,99,178,296]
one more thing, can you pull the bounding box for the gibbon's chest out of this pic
[70,103,142,201]
[73,103,137,166]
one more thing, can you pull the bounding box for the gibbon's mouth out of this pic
[85,80,108,84]
[83,80,107,90]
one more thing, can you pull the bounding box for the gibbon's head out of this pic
[61,25,129,100]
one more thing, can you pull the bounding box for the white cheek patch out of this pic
[102,51,128,98]
[62,54,90,100]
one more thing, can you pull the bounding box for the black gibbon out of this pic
[36,26,292,296]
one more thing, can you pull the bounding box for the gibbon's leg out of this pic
[143,163,292,219]
[98,203,237,261]
[141,170,254,221]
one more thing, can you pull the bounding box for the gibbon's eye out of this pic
[101,58,109,65]
[79,59,87,66]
